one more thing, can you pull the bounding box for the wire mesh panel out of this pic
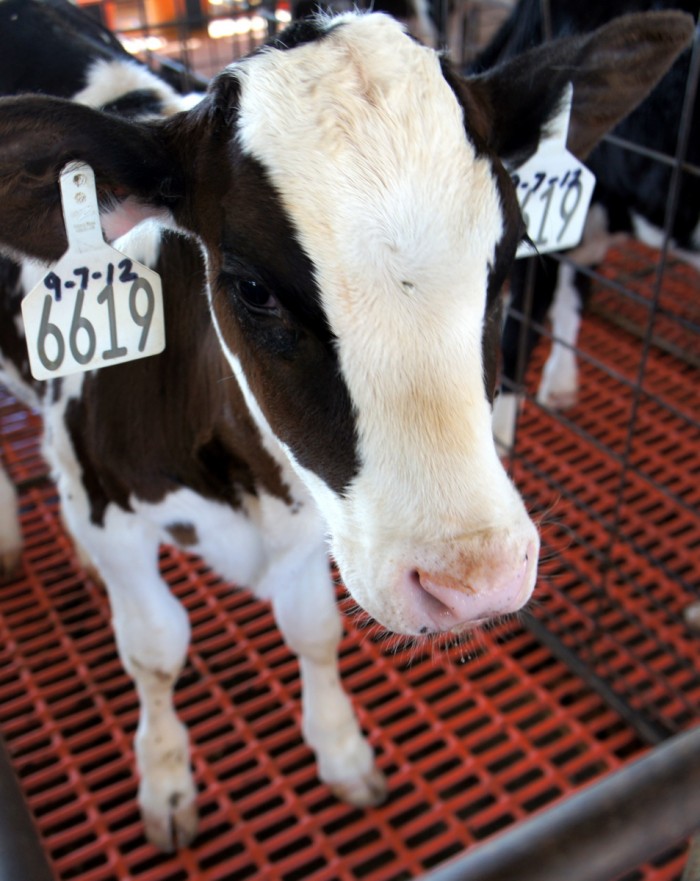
[498,6,700,747]
[510,248,700,742]
[75,0,516,75]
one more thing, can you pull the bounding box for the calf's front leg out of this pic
[269,545,387,807]
[61,497,197,850]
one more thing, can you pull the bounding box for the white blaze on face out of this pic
[234,14,538,632]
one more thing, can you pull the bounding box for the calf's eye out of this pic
[238,278,278,313]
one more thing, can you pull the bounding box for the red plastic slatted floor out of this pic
[592,240,700,368]
[1,240,698,881]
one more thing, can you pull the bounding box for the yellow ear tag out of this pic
[21,161,165,381]
[513,84,597,259]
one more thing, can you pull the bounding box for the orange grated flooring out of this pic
[0,239,698,881]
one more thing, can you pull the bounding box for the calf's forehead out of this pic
[235,18,503,308]
[232,15,505,314]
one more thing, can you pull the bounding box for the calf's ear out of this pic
[466,11,694,166]
[0,95,184,262]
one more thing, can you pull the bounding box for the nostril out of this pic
[409,569,457,622]
[404,549,535,634]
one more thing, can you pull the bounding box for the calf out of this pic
[476,0,700,448]
[0,0,691,850]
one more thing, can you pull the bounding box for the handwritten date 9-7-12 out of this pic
[44,258,138,301]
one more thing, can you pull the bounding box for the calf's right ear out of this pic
[0,95,184,262]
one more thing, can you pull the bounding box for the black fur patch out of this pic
[101,89,164,120]
[0,0,132,98]
[262,16,344,52]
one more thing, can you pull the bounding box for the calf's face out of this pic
[0,12,692,634]
[194,15,537,634]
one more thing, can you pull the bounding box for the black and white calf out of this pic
[475,0,700,448]
[0,0,692,850]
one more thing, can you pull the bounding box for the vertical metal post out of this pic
[0,738,55,881]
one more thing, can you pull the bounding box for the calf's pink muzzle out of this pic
[399,539,538,634]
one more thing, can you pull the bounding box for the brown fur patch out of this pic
[64,232,293,526]
[181,123,360,495]
[0,255,42,395]
[166,522,199,547]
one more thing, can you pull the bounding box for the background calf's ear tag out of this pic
[21,161,165,381]
[512,84,596,259]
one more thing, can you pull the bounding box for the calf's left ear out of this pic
[0,95,183,262]
[464,10,694,166]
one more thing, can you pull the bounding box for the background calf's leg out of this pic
[537,206,622,410]
[536,263,583,410]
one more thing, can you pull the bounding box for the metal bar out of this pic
[540,0,552,42]
[549,252,700,338]
[152,54,210,92]
[174,0,194,94]
[0,737,54,881]
[421,724,700,881]
[525,585,698,739]
[522,612,673,745]
[601,133,700,179]
[588,301,700,371]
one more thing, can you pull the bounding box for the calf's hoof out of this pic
[684,601,700,633]
[142,792,198,852]
[0,548,22,582]
[537,359,579,411]
[139,769,198,851]
[332,766,388,808]
[538,386,579,411]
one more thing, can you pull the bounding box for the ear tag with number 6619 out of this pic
[512,84,596,259]
[21,161,165,381]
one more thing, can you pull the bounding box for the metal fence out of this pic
[499,5,699,747]
[78,0,515,76]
